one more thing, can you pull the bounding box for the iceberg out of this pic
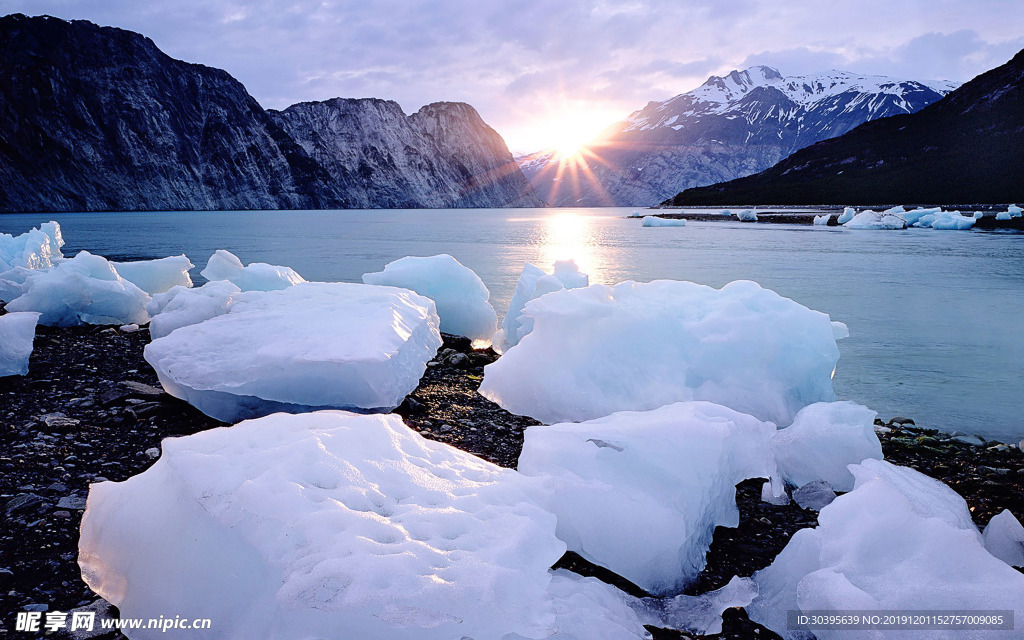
[5,251,150,326]
[735,209,757,222]
[771,401,883,492]
[1008,204,1022,217]
[200,249,305,291]
[836,207,856,224]
[640,216,686,227]
[518,402,777,595]
[812,214,831,226]
[146,281,242,340]
[111,255,194,295]
[748,459,1024,640]
[362,254,497,341]
[144,282,441,422]
[79,411,567,640]
[843,209,907,230]
[996,211,1012,220]
[0,311,40,377]
[895,206,939,226]
[495,260,588,352]
[0,221,64,274]
[983,509,1024,568]
[481,279,841,426]
[916,210,976,230]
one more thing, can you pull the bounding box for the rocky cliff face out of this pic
[0,14,538,212]
[270,99,541,208]
[521,66,955,207]
[667,49,1024,206]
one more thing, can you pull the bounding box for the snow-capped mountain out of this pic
[520,66,958,207]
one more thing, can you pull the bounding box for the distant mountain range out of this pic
[666,49,1024,206]
[519,66,956,207]
[0,14,541,212]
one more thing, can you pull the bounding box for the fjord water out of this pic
[3,208,1022,442]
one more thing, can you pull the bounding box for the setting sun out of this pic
[503,102,625,156]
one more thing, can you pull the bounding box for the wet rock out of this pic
[56,495,87,510]
[119,381,164,397]
[5,493,45,516]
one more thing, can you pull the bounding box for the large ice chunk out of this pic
[79,411,567,640]
[748,459,1024,639]
[496,260,589,351]
[772,401,883,492]
[983,510,1024,568]
[481,279,840,426]
[111,255,194,295]
[200,249,305,291]
[843,208,907,230]
[543,571,651,640]
[144,282,441,422]
[362,254,497,341]
[146,281,242,340]
[5,251,150,326]
[641,216,686,227]
[0,311,39,377]
[0,221,64,274]
[836,207,855,224]
[736,209,758,222]
[518,402,777,595]
[916,210,977,230]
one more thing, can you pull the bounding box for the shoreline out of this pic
[1,321,1022,638]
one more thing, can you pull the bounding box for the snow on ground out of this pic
[144,282,441,422]
[641,216,686,227]
[362,254,497,341]
[4,251,151,326]
[79,411,578,640]
[748,459,1024,640]
[200,249,305,291]
[481,279,841,426]
[0,311,39,377]
[771,401,883,492]
[495,260,589,352]
[983,509,1024,568]
[111,255,194,295]
[518,402,777,595]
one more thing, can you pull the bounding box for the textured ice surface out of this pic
[482,279,841,425]
[79,411,567,640]
[772,401,882,492]
[641,216,686,227]
[983,509,1024,567]
[5,251,150,326]
[844,209,907,229]
[144,282,441,422]
[749,459,1024,640]
[736,209,758,222]
[0,311,39,377]
[111,255,194,294]
[362,254,497,341]
[633,576,757,636]
[518,402,777,595]
[897,206,939,226]
[539,571,651,640]
[146,281,242,340]
[200,249,305,291]
[0,221,65,301]
[496,260,589,351]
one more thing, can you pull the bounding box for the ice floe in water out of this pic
[748,459,1024,640]
[144,282,441,422]
[0,311,39,377]
[736,209,758,222]
[917,209,977,230]
[640,216,686,227]
[200,249,305,291]
[5,251,150,326]
[983,509,1024,568]
[362,254,497,341]
[79,411,573,640]
[812,214,831,225]
[495,260,589,352]
[771,401,882,492]
[836,207,855,224]
[481,279,841,425]
[843,208,907,230]
[518,402,777,595]
[111,255,194,295]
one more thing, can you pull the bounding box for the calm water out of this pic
[3,208,1023,442]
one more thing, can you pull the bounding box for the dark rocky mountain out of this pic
[271,99,540,208]
[666,49,1024,206]
[520,66,955,207]
[0,14,540,212]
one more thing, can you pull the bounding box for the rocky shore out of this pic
[1,319,1022,639]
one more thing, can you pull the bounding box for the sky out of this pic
[2,0,1022,153]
